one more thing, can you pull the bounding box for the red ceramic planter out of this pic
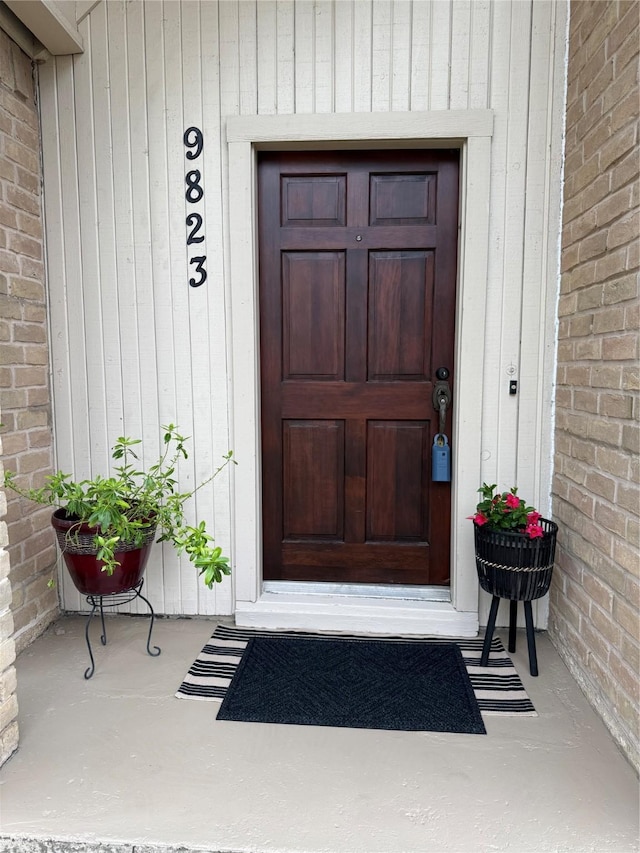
[51,509,156,596]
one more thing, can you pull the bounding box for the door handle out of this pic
[432,368,452,436]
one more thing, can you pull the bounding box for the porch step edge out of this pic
[0,836,239,853]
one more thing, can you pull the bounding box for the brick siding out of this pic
[551,0,639,771]
[0,26,58,764]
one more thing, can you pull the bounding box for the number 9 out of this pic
[184,126,203,160]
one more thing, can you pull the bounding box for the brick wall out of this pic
[0,432,17,766]
[551,0,639,771]
[0,30,58,668]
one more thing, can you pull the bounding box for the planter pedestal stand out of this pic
[83,579,161,679]
[481,597,539,676]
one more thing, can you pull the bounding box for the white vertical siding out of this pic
[39,0,566,615]
[493,0,533,486]
[429,1,451,109]
[333,1,353,113]
[143,2,173,613]
[353,0,373,112]
[390,1,411,112]
[409,0,429,112]
[294,0,314,112]
[275,1,295,114]
[256,2,278,115]
[201,0,233,618]
[468,1,491,110]
[449,0,471,109]
[314,1,334,113]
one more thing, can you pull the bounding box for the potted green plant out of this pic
[3,424,236,596]
[470,483,558,676]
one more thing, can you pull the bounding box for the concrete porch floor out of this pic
[0,615,638,853]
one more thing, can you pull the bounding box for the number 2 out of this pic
[186,213,204,245]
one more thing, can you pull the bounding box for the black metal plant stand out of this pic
[83,579,161,679]
[481,596,539,675]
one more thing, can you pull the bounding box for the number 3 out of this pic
[189,256,207,288]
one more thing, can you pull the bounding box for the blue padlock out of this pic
[432,434,451,482]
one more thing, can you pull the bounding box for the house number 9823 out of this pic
[183,126,206,288]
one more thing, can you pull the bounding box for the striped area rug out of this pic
[176,624,537,716]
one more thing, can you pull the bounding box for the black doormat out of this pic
[216,635,486,734]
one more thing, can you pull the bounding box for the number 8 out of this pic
[185,170,203,203]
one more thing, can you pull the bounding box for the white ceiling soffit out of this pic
[4,0,83,55]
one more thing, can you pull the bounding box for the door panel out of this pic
[281,175,347,227]
[368,251,434,380]
[282,252,345,380]
[259,150,459,585]
[369,173,436,225]
[283,420,344,539]
[366,421,429,541]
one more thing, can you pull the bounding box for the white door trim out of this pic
[226,110,493,636]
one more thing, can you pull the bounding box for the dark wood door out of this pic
[259,150,459,585]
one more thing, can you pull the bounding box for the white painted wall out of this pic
[37,0,567,618]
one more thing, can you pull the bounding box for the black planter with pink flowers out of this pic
[473,518,558,601]
[474,518,557,676]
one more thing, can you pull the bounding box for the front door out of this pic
[258,150,459,585]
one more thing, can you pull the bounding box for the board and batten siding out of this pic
[37,0,567,617]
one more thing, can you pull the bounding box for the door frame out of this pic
[227,110,494,636]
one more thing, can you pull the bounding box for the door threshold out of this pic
[235,590,478,637]
[263,581,451,602]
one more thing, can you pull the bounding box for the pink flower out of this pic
[527,511,541,525]
[505,493,520,510]
[470,512,489,526]
[525,523,544,539]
